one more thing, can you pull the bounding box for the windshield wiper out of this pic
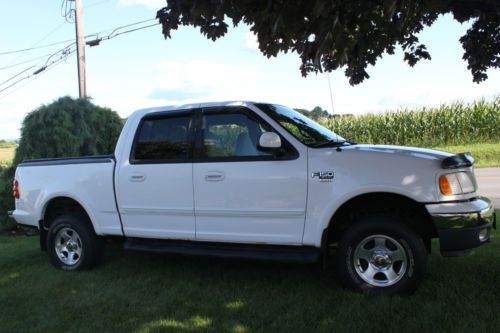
[313,139,357,148]
[313,139,346,148]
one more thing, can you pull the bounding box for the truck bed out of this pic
[13,155,123,236]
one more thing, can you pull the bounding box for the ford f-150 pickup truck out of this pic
[11,101,496,294]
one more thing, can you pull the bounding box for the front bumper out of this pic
[426,197,496,256]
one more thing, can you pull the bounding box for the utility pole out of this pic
[74,0,87,98]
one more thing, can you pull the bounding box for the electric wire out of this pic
[0,48,76,97]
[0,38,75,56]
[0,43,74,87]
[0,65,37,87]
[61,0,75,23]
[0,17,160,96]
[0,18,157,56]
[0,52,58,71]
[89,21,160,45]
[0,57,69,100]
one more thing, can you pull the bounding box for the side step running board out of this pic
[124,238,321,263]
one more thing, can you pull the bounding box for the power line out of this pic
[0,38,75,56]
[0,65,36,87]
[0,56,69,100]
[0,48,76,96]
[0,43,74,87]
[0,18,157,56]
[61,0,76,23]
[86,21,160,46]
[0,52,62,71]
[0,17,160,96]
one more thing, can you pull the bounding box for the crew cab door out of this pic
[193,106,307,244]
[116,110,195,239]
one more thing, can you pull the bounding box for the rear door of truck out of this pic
[116,109,196,240]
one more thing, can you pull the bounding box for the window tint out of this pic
[133,115,191,162]
[202,110,273,159]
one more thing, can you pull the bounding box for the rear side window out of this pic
[132,114,191,163]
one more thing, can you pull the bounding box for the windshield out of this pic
[256,103,345,147]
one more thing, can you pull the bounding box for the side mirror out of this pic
[258,132,282,149]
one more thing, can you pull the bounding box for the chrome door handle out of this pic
[129,174,146,182]
[205,171,225,181]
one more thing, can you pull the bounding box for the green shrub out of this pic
[0,96,123,230]
[13,96,122,164]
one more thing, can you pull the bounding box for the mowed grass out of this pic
[1,215,499,333]
[432,142,500,168]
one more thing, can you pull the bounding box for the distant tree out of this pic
[157,0,499,85]
[309,106,331,119]
[294,106,333,119]
[0,96,123,230]
[293,108,310,117]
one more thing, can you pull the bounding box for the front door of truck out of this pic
[192,106,307,244]
[116,110,195,239]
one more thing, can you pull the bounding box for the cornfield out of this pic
[320,97,500,147]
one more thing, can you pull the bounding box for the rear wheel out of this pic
[336,216,427,295]
[47,214,104,270]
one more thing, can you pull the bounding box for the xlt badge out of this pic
[312,171,334,182]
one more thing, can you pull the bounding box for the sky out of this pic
[0,0,499,139]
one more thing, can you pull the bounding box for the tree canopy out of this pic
[157,0,499,85]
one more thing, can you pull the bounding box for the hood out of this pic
[341,144,452,161]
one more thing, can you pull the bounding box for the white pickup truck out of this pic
[11,101,496,294]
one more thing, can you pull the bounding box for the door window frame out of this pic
[129,109,196,165]
[192,106,299,163]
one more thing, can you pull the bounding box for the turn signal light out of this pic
[12,180,20,199]
[439,176,453,196]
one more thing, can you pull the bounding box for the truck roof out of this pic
[131,100,264,118]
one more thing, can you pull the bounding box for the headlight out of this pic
[439,172,476,195]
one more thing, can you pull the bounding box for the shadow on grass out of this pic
[1,232,499,332]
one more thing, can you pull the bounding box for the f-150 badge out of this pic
[312,171,334,182]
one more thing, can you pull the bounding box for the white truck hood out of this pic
[342,144,452,161]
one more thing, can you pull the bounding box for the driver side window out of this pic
[202,110,272,158]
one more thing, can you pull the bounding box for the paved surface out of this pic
[475,168,500,208]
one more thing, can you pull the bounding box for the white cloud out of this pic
[245,31,259,50]
[154,60,264,100]
[118,0,166,9]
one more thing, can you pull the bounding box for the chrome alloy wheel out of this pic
[353,234,408,287]
[54,227,83,266]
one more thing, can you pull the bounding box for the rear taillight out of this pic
[13,180,20,199]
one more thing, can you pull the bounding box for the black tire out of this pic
[336,215,427,295]
[47,214,104,271]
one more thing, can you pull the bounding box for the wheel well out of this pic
[326,192,436,249]
[42,197,94,232]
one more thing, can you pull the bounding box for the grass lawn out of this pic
[432,142,500,168]
[1,213,499,333]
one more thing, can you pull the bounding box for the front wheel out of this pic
[47,214,104,270]
[336,216,427,295]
